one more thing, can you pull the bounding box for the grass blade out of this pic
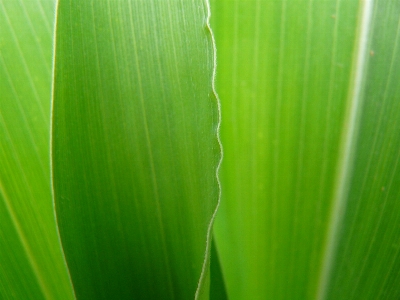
[210,0,400,298]
[0,0,74,298]
[52,0,219,299]
[212,0,359,297]
[324,1,400,298]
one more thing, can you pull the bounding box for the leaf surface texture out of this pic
[0,0,74,298]
[211,0,400,299]
[52,0,219,299]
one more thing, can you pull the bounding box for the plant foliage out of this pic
[1,0,400,299]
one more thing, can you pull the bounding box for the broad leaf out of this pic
[211,0,400,299]
[52,0,219,299]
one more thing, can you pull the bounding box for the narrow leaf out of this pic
[0,0,74,298]
[324,1,400,298]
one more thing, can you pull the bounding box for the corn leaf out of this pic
[324,1,400,298]
[52,0,219,299]
[211,0,400,299]
[0,0,74,298]
[210,238,228,300]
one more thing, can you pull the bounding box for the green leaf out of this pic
[0,0,75,298]
[210,238,228,300]
[323,1,400,298]
[211,0,400,299]
[52,0,219,299]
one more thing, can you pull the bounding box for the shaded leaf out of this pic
[210,238,228,300]
[52,0,219,299]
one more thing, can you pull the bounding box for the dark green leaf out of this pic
[52,0,219,299]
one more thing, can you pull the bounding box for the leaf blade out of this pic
[52,0,219,299]
[211,0,362,299]
[325,1,400,298]
[0,0,75,299]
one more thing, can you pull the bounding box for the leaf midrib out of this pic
[315,1,375,299]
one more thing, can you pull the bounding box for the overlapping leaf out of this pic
[211,0,400,299]
[0,0,74,298]
[52,0,219,299]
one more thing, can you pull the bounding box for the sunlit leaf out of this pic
[324,1,400,298]
[0,0,74,298]
[211,0,400,299]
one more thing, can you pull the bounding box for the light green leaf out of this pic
[211,0,400,299]
[0,0,75,298]
[52,0,219,299]
[324,1,400,298]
